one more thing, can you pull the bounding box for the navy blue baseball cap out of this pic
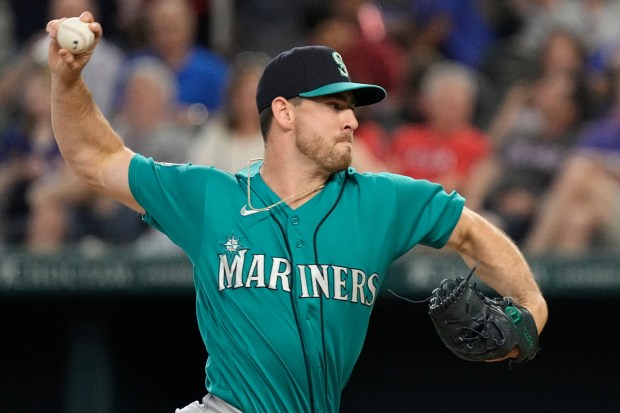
[256,45,387,113]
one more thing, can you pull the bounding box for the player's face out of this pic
[293,93,359,173]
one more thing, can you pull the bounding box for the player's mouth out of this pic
[335,133,353,146]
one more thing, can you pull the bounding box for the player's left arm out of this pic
[446,207,548,336]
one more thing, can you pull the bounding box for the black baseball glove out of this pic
[428,264,539,363]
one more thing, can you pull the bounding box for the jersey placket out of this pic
[285,212,329,413]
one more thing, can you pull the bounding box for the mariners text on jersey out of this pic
[218,250,379,306]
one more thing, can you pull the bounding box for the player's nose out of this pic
[343,109,359,131]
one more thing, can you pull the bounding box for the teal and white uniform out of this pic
[128,154,465,413]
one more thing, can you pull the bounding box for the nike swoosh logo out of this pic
[240,205,261,216]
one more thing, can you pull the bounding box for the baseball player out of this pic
[46,12,547,413]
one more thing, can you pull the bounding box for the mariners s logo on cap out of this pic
[255,45,386,113]
[332,52,349,77]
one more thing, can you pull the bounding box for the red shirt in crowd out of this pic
[389,124,491,193]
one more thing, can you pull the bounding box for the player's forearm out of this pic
[449,208,548,333]
[51,76,125,192]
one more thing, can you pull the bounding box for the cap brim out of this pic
[299,82,386,107]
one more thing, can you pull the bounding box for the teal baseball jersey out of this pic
[128,154,465,413]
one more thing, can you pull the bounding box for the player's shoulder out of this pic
[131,153,236,182]
[345,167,455,198]
[345,167,424,187]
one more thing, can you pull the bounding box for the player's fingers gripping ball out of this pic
[428,264,540,363]
[56,17,95,55]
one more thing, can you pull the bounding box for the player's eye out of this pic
[326,101,350,111]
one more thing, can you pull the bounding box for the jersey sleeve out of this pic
[388,173,465,257]
[128,153,210,261]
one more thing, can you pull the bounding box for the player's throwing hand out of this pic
[46,11,101,79]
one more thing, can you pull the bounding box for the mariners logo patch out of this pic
[221,232,247,257]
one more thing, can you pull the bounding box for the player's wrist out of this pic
[517,297,548,334]
[51,76,90,99]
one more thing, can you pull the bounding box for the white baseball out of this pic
[56,17,95,55]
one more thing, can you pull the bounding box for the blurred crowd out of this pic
[1,0,620,257]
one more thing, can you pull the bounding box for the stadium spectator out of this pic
[113,57,194,162]
[186,51,269,172]
[483,29,590,147]
[537,28,588,78]
[115,0,213,51]
[464,69,589,244]
[511,0,620,60]
[388,60,491,195]
[403,0,520,70]
[0,66,63,246]
[525,66,620,254]
[117,0,229,125]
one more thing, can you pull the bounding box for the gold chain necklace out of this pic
[240,158,325,216]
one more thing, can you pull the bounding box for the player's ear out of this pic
[272,97,293,129]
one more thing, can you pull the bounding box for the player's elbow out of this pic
[446,207,484,254]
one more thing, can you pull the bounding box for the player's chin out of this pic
[323,152,352,173]
[336,142,353,159]
[339,154,353,172]
[335,142,352,156]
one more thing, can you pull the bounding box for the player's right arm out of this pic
[46,12,144,214]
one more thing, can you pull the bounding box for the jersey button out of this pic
[306,312,312,320]
[291,216,300,225]
[296,240,304,248]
